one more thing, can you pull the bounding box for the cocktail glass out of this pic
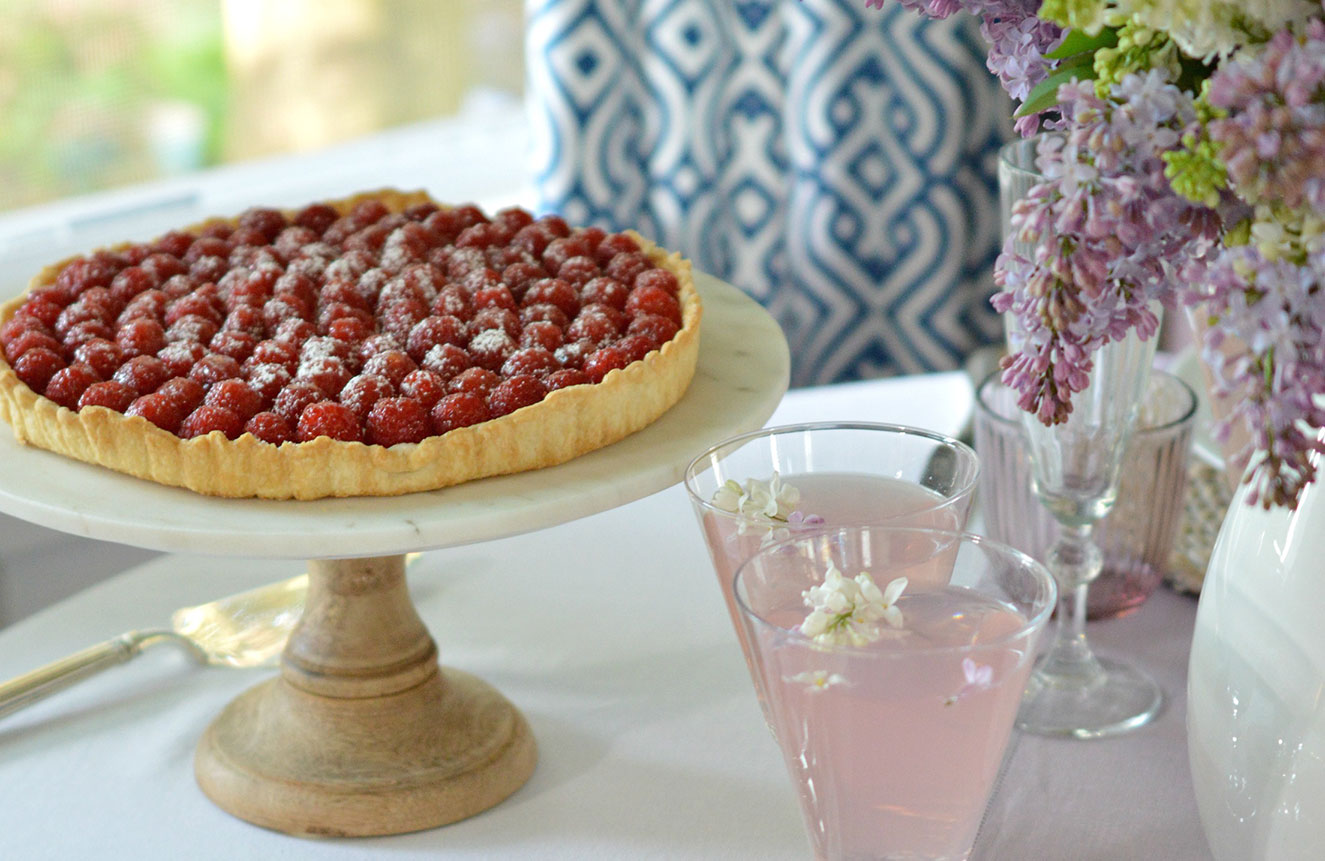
[735,525,1056,860]
[683,422,979,699]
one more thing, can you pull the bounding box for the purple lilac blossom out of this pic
[1207,19,1325,213]
[992,72,1221,424]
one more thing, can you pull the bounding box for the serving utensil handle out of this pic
[0,631,177,720]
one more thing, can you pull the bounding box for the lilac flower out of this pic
[1207,20,1325,213]
[994,72,1220,423]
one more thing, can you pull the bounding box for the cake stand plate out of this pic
[0,273,789,837]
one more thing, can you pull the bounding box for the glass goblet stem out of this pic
[1037,523,1107,686]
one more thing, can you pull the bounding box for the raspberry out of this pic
[188,353,242,387]
[398,369,446,409]
[467,327,516,371]
[243,362,292,404]
[447,367,501,398]
[64,320,116,351]
[404,202,439,221]
[55,302,109,339]
[223,304,267,337]
[295,203,339,234]
[566,309,620,345]
[317,302,373,334]
[546,368,590,391]
[471,307,521,340]
[274,226,319,258]
[205,378,263,421]
[180,405,244,440]
[116,318,167,358]
[113,355,171,395]
[118,289,167,325]
[366,397,430,446]
[297,355,352,398]
[238,207,287,242]
[582,344,631,383]
[78,380,137,412]
[5,328,62,361]
[557,255,600,287]
[339,373,394,419]
[523,278,580,319]
[274,270,318,309]
[378,298,428,341]
[166,291,223,327]
[606,251,651,285]
[156,340,206,377]
[165,314,220,346]
[1,314,52,352]
[627,313,680,347]
[199,221,234,240]
[423,209,466,245]
[109,267,157,304]
[361,350,416,387]
[501,347,560,378]
[344,224,390,255]
[55,257,116,298]
[160,274,195,300]
[244,411,295,445]
[537,214,571,238]
[185,237,232,265]
[44,364,101,409]
[501,261,545,299]
[297,400,363,443]
[472,283,516,311]
[634,266,680,296]
[319,278,372,311]
[616,333,655,363]
[273,318,317,347]
[139,252,188,284]
[432,285,473,320]
[487,374,548,418]
[273,380,325,422]
[625,284,681,324]
[456,222,506,250]
[210,329,258,363]
[420,343,471,381]
[580,276,629,311]
[156,377,206,413]
[512,224,553,258]
[431,392,491,434]
[18,295,65,328]
[406,316,468,361]
[326,316,372,343]
[152,231,194,258]
[554,338,596,371]
[495,206,535,234]
[74,338,125,379]
[350,199,390,227]
[299,335,354,366]
[356,333,402,363]
[126,393,184,433]
[247,339,298,374]
[520,320,564,351]
[188,256,227,285]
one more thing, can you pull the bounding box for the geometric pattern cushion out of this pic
[527,0,1013,386]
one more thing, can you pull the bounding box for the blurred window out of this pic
[0,0,524,212]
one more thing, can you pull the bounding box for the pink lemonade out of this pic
[755,585,1037,860]
[698,473,964,657]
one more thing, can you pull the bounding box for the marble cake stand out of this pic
[0,274,790,837]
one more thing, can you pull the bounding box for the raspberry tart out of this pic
[0,190,701,499]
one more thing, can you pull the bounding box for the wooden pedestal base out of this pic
[194,555,537,837]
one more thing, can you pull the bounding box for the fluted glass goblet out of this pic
[1014,331,1164,738]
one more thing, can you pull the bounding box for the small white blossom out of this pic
[945,658,995,706]
[800,562,908,647]
[711,474,812,539]
[785,670,849,693]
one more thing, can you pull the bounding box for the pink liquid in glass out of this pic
[698,473,962,658]
[755,586,1036,860]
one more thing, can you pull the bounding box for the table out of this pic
[0,372,1211,859]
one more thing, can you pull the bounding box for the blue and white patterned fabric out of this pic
[526,0,1013,386]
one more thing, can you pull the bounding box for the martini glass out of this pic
[1014,332,1164,737]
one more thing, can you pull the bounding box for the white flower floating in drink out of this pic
[784,669,850,693]
[799,561,908,648]
[710,473,824,544]
[945,658,995,707]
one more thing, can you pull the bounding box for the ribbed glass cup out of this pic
[974,369,1198,619]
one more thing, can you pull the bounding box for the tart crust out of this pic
[0,190,702,499]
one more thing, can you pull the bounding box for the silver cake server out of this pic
[0,573,307,721]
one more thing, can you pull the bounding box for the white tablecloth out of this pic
[0,373,1210,859]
